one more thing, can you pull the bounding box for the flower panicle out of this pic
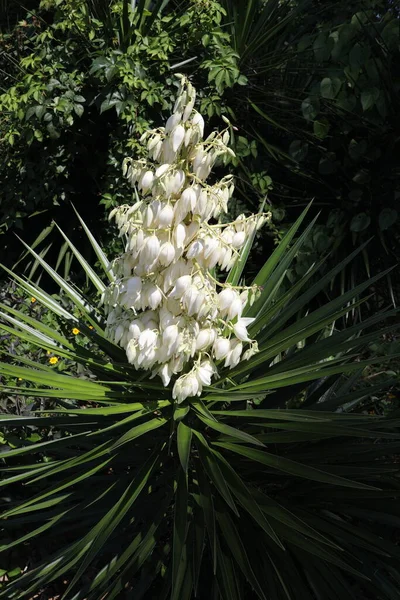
[102,75,270,402]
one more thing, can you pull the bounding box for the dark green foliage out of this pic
[0,3,399,597]
[0,0,243,263]
[1,0,399,298]
[218,0,400,296]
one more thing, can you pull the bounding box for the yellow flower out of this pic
[72,328,80,335]
[18,378,23,381]
[89,325,94,330]
[49,357,59,365]
[31,297,36,303]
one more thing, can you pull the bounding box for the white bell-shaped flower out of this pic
[218,288,236,312]
[159,242,176,266]
[227,297,243,321]
[196,328,216,350]
[174,223,186,249]
[157,204,174,228]
[138,328,158,351]
[233,317,255,342]
[146,285,163,310]
[170,275,192,298]
[186,239,204,259]
[224,340,243,368]
[213,337,231,360]
[162,324,179,352]
[173,372,199,403]
[155,163,170,178]
[196,360,215,386]
[141,235,160,265]
[126,339,138,364]
[139,170,154,193]
[127,325,142,345]
[158,362,173,386]
[232,231,246,248]
[192,112,205,138]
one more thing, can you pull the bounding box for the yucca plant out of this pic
[1,76,400,600]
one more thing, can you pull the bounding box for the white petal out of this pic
[171,125,185,152]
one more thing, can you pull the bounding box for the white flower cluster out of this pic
[102,75,270,403]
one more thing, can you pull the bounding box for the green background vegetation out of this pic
[0,1,399,598]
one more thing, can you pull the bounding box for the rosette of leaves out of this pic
[0,207,400,600]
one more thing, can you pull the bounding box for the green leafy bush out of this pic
[217,0,400,296]
[0,0,246,262]
[2,0,399,295]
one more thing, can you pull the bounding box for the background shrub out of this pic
[1,1,399,302]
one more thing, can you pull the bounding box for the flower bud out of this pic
[144,205,154,228]
[183,83,195,113]
[184,128,192,147]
